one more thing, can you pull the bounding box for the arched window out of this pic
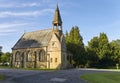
[27,51,32,61]
[15,51,20,61]
[39,50,45,62]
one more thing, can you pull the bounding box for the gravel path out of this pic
[0,68,120,83]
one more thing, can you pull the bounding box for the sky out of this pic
[0,0,120,52]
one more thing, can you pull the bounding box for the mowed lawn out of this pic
[81,72,120,83]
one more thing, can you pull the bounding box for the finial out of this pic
[56,3,58,10]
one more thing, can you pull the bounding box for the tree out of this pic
[97,33,113,68]
[110,40,120,64]
[1,52,11,63]
[66,27,115,68]
[0,52,2,63]
[86,36,99,67]
[65,26,86,67]
[86,33,113,68]
[98,33,110,59]
[0,46,2,62]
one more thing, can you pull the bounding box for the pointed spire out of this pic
[53,4,62,26]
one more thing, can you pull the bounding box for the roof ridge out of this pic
[26,28,52,34]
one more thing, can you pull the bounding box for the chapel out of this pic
[10,4,72,69]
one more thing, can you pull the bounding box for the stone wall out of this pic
[11,47,48,68]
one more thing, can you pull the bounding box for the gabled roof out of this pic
[12,29,52,49]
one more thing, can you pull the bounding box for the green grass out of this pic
[0,75,5,80]
[0,66,10,69]
[81,72,120,83]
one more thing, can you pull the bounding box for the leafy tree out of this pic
[0,46,3,62]
[97,33,113,68]
[65,26,86,67]
[110,40,120,64]
[0,53,2,62]
[86,33,113,68]
[1,52,11,63]
[98,33,110,59]
[88,36,99,52]
[65,31,69,43]
[86,36,99,67]
[66,27,118,68]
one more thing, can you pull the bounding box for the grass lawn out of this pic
[0,66,10,69]
[0,75,5,80]
[81,72,120,83]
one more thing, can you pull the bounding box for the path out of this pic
[0,68,120,83]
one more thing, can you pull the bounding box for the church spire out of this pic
[53,4,62,31]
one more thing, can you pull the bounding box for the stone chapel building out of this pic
[10,4,72,69]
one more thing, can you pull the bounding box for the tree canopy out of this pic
[1,52,11,63]
[65,26,86,67]
[66,27,120,68]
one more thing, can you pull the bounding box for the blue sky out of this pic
[0,0,120,52]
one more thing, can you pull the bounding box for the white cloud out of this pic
[0,29,16,36]
[0,2,40,8]
[0,22,29,36]
[0,23,29,29]
[0,9,54,18]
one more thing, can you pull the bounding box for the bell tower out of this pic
[52,4,62,32]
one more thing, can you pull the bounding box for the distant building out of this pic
[10,4,72,69]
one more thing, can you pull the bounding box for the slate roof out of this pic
[12,29,53,49]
